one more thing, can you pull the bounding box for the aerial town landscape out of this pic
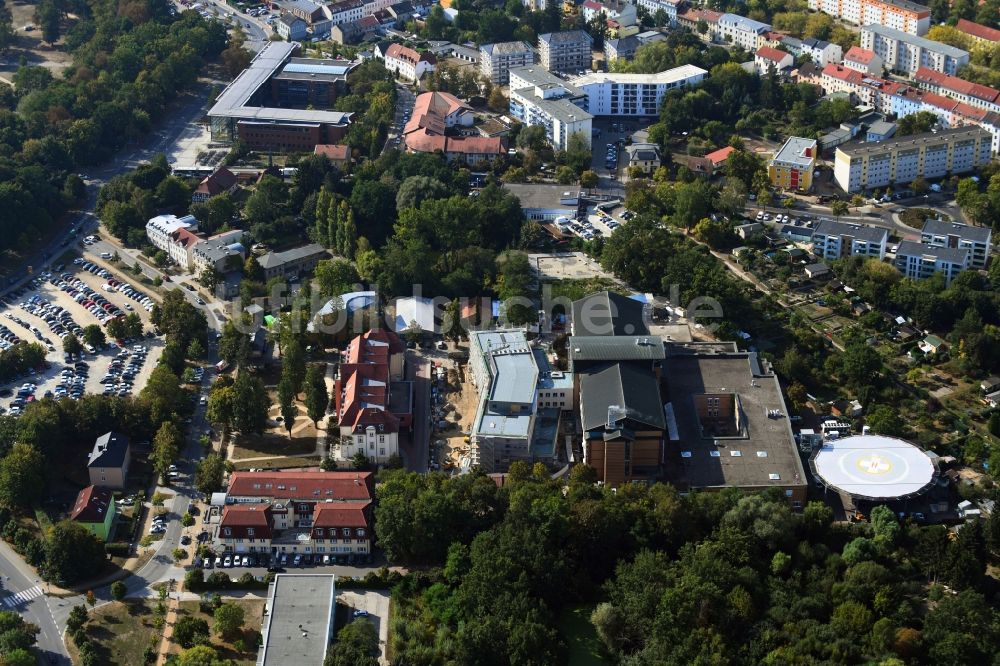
[0,0,1000,662]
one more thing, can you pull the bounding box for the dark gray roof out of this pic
[538,30,593,46]
[813,219,887,244]
[921,218,991,244]
[89,431,130,469]
[571,291,649,336]
[257,243,327,269]
[896,240,969,264]
[580,362,665,431]
[569,335,665,363]
[781,224,812,238]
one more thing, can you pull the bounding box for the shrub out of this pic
[184,567,204,592]
[105,542,131,557]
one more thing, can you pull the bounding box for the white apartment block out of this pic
[509,67,593,150]
[717,13,771,52]
[538,30,593,74]
[480,41,535,84]
[571,65,708,117]
[861,24,969,76]
[809,0,930,35]
[833,126,992,192]
[811,219,888,260]
[895,240,969,284]
[920,218,992,270]
[328,0,364,25]
[636,0,682,24]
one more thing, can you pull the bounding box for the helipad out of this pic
[811,434,936,500]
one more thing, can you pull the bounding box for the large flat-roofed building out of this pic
[860,24,969,75]
[209,42,354,151]
[768,136,817,191]
[571,66,708,116]
[503,183,584,221]
[508,67,593,151]
[895,239,969,284]
[480,41,535,84]
[809,0,930,35]
[811,219,888,260]
[920,218,991,269]
[467,330,570,471]
[259,574,336,666]
[662,342,808,506]
[537,30,593,73]
[833,126,992,192]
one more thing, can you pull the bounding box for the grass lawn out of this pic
[171,599,266,665]
[557,604,608,666]
[231,456,320,471]
[73,599,160,666]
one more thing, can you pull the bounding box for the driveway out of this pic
[338,589,390,665]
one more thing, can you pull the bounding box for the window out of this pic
[223,528,232,537]
[315,528,323,537]
[380,448,385,456]
[342,528,351,536]
[247,528,255,537]
[358,529,366,537]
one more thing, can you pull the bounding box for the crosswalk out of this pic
[2,585,43,607]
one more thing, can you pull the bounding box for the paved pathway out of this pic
[315,362,336,458]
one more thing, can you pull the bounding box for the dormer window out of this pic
[223,527,232,537]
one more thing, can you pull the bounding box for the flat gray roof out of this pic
[471,330,538,404]
[510,66,586,96]
[813,219,887,244]
[260,574,336,666]
[862,24,969,59]
[896,239,970,264]
[481,41,533,56]
[569,335,664,364]
[208,42,354,125]
[837,126,989,158]
[258,243,327,269]
[867,120,896,135]
[539,29,592,46]
[922,218,991,243]
[662,343,806,491]
[503,183,581,211]
[771,136,816,169]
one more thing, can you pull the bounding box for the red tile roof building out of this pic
[192,167,238,203]
[704,146,735,169]
[956,18,1000,44]
[384,43,436,81]
[70,485,116,541]
[914,67,1000,112]
[334,330,412,466]
[403,91,503,165]
[227,470,375,502]
[313,144,351,170]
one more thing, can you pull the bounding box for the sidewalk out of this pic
[314,362,336,458]
[154,593,182,666]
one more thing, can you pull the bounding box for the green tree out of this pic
[865,405,905,437]
[111,580,126,601]
[231,373,268,434]
[213,602,244,640]
[152,421,182,480]
[324,619,379,666]
[66,605,88,632]
[580,170,599,189]
[63,333,83,356]
[207,385,235,434]
[81,325,106,349]
[0,443,45,508]
[277,378,297,438]
[315,258,360,298]
[830,199,849,219]
[194,453,226,496]
[44,521,106,584]
[174,615,210,649]
[304,364,329,427]
[176,644,232,666]
[281,335,307,395]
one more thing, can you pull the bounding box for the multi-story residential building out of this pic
[571,65,708,116]
[920,218,991,270]
[800,37,843,66]
[811,219,888,260]
[624,142,662,174]
[191,230,246,274]
[332,329,412,466]
[861,24,969,76]
[87,431,131,489]
[467,329,571,472]
[509,67,593,150]
[327,0,364,25]
[755,46,794,75]
[604,30,665,62]
[276,13,308,41]
[537,30,593,73]
[383,43,436,81]
[717,13,771,52]
[636,0,682,25]
[70,485,116,542]
[843,46,884,75]
[480,41,535,84]
[809,0,930,35]
[913,67,1000,114]
[895,240,969,284]
[768,136,817,191]
[955,18,1000,45]
[676,7,723,40]
[216,470,374,558]
[257,243,328,280]
[833,126,992,191]
[146,214,197,256]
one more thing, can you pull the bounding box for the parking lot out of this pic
[0,257,166,414]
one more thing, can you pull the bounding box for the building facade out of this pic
[88,431,131,489]
[808,0,930,35]
[509,67,593,150]
[768,136,817,191]
[276,14,308,40]
[571,65,708,117]
[146,214,197,257]
[384,43,436,81]
[833,126,992,192]
[920,218,991,270]
[861,24,969,76]
[538,30,593,73]
[894,240,969,284]
[811,219,888,260]
[257,243,328,280]
[717,13,771,51]
[70,485,116,542]
[480,41,535,84]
